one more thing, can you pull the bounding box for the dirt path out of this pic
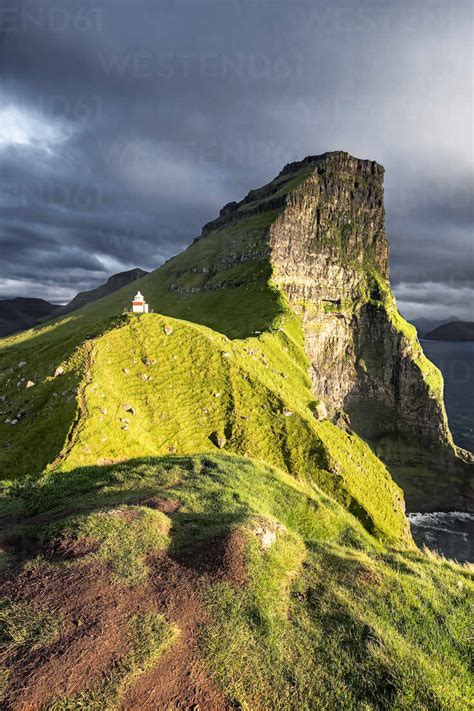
[0,530,246,710]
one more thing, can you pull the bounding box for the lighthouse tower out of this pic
[131,290,149,313]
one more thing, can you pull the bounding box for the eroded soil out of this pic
[0,527,247,710]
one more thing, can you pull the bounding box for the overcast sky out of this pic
[0,0,472,320]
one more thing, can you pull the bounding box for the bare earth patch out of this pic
[139,496,182,514]
[0,530,247,710]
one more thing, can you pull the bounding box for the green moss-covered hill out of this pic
[0,152,472,709]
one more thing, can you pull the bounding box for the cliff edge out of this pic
[194,151,472,510]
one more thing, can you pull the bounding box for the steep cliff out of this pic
[191,151,472,510]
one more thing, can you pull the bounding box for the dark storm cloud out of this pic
[0,0,472,318]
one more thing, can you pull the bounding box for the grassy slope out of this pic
[0,217,279,476]
[0,194,410,542]
[0,305,407,543]
[368,271,445,402]
[1,454,472,710]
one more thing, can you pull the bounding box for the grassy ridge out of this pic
[0,203,410,541]
[0,308,408,542]
[0,207,286,478]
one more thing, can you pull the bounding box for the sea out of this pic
[408,340,474,563]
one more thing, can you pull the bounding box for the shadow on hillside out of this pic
[0,454,252,561]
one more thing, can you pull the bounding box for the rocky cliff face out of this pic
[266,153,450,446]
[197,152,450,446]
[192,151,472,510]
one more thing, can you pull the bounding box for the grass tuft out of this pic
[47,506,170,585]
[0,598,63,653]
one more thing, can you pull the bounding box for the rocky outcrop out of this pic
[267,153,450,447]
[192,151,472,510]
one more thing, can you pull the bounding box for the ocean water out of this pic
[408,512,473,563]
[410,340,474,561]
[421,339,474,452]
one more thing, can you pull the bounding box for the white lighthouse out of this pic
[131,290,149,313]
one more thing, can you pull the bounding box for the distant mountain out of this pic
[56,268,148,317]
[424,321,474,341]
[0,297,59,337]
[411,315,460,337]
[0,268,149,337]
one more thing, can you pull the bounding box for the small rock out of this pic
[209,431,226,449]
[168,445,177,454]
[260,529,276,548]
[100,408,108,415]
[358,358,367,374]
[293,591,306,602]
[164,325,173,335]
[122,403,135,415]
[222,351,230,358]
[54,366,64,377]
[121,424,129,431]
[254,522,286,549]
[25,380,35,389]
[213,392,221,398]
[282,409,293,417]
[202,407,209,415]
[241,415,248,420]
[18,361,26,368]
[123,368,130,375]
[120,418,129,424]
[280,372,286,379]
[142,356,157,366]
[313,401,328,421]
[10,419,18,425]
